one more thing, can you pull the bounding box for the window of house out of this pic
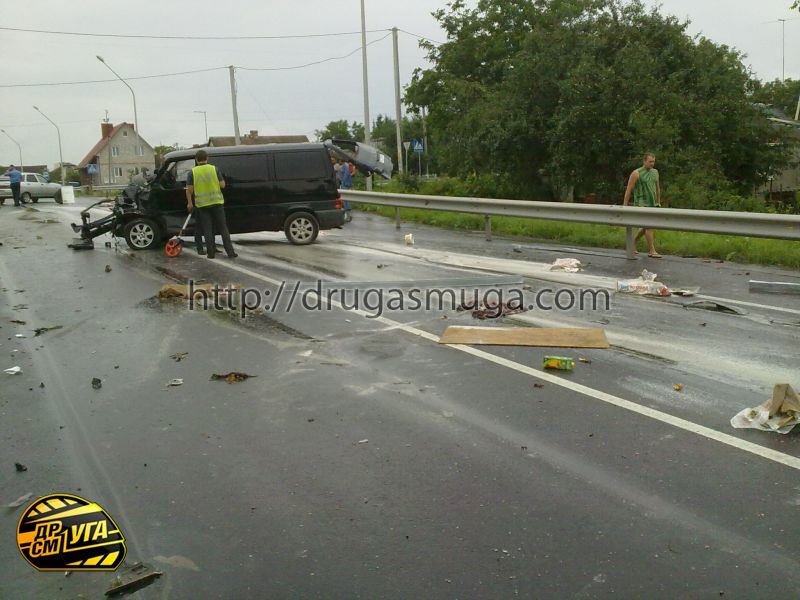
[122,130,128,137]
[135,146,144,157]
[112,146,120,157]
[112,167,123,178]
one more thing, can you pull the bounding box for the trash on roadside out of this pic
[684,300,744,315]
[547,258,581,272]
[34,325,63,336]
[105,265,112,273]
[157,283,240,302]
[533,383,545,388]
[91,377,102,390]
[15,462,28,472]
[7,492,32,508]
[14,334,26,338]
[170,352,189,362]
[358,439,369,444]
[617,269,669,296]
[673,383,684,391]
[578,357,592,364]
[105,562,163,597]
[10,320,26,325]
[731,384,800,434]
[167,378,184,387]
[404,233,414,246]
[4,366,22,375]
[670,288,700,297]
[210,372,256,384]
[543,356,575,371]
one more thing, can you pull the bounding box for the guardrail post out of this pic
[625,226,636,260]
[395,207,401,230]
[485,215,492,241]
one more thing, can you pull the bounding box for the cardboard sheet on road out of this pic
[439,326,609,348]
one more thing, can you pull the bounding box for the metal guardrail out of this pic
[340,190,800,259]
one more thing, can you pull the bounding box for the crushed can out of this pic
[543,355,575,371]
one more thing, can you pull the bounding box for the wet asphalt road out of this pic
[1,198,799,599]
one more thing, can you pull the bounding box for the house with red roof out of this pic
[78,122,155,185]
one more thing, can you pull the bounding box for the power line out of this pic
[0,66,227,88]
[397,29,443,45]
[0,25,391,40]
[238,32,392,71]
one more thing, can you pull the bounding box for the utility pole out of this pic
[795,94,800,121]
[360,0,372,190]
[194,110,208,143]
[229,66,241,145]
[392,27,404,175]
[779,19,786,82]
[421,106,429,177]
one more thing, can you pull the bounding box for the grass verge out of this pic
[358,205,800,270]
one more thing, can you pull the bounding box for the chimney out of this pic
[101,122,114,138]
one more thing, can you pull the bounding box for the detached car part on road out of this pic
[0,173,65,204]
[71,141,392,250]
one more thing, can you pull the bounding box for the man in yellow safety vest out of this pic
[185,149,237,259]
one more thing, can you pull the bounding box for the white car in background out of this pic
[0,172,65,204]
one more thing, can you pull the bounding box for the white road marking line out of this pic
[210,258,800,472]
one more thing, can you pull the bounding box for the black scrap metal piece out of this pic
[105,562,163,597]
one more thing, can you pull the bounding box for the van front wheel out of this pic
[284,212,319,245]
[124,218,160,250]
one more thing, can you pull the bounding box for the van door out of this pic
[271,150,336,225]
[149,158,195,233]
[210,154,269,234]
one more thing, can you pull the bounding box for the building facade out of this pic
[78,122,155,185]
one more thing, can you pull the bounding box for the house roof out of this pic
[207,134,309,147]
[77,123,153,168]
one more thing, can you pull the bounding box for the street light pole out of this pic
[32,106,64,185]
[194,110,208,143]
[96,56,141,163]
[1,129,23,175]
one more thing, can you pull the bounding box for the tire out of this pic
[123,218,160,250]
[32,198,39,204]
[284,212,319,245]
[21,192,32,204]
[54,189,62,204]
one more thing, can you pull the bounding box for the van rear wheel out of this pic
[284,212,319,245]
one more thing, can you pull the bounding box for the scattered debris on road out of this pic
[617,269,669,296]
[578,357,592,364]
[6,492,32,508]
[457,298,526,320]
[439,326,609,348]
[731,384,800,434]
[684,300,744,315]
[543,356,575,371]
[533,383,545,389]
[14,333,25,338]
[357,439,369,444]
[547,258,581,272]
[673,383,684,392]
[105,562,163,597]
[15,462,28,472]
[10,319,26,325]
[167,378,184,387]
[670,288,700,297]
[170,352,189,362]
[34,325,62,336]
[4,366,22,375]
[211,372,256,384]
[105,265,112,273]
[404,233,414,246]
[91,377,102,390]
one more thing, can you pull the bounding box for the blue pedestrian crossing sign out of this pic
[412,138,424,153]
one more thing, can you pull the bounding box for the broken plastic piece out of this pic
[4,366,22,375]
[547,258,581,272]
[105,562,163,597]
[210,372,256,384]
[673,383,684,391]
[7,492,32,508]
[91,377,102,390]
[543,356,575,371]
[167,378,184,386]
[404,233,414,246]
[15,462,28,472]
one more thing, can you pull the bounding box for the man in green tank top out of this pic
[623,153,662,258]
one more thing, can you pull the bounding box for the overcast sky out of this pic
[1,0,798,169]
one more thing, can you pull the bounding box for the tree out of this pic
[314,120,357,142]
[405,0,791,202]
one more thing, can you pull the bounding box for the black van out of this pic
[131,143,343,248]
[71,141,393,250]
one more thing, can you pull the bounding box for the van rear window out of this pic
[212,155,267,183]
[274,151,328,181]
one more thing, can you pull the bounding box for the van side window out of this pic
[274,151,327,181]
[212,155,267,183]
